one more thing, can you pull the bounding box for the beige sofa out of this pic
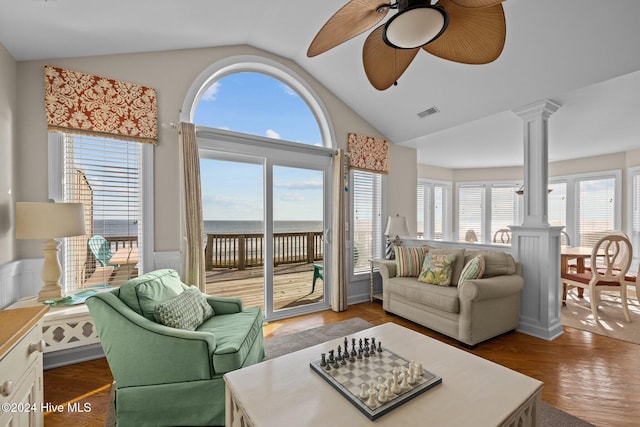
[375,248,524,347]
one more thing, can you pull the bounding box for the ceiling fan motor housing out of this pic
[382,0,449,49]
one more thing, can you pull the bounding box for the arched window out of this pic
[193,71,322,146]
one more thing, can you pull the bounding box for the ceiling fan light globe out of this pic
[383,6,449,49]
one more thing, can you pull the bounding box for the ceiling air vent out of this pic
[417,106,439,118]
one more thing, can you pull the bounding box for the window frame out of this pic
[417,178,452,240]
[350,170,386,280]
[550,169,622,247]
[48,132,154,291]
[455,180,522,244]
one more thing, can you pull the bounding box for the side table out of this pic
[369,259,383,302]
[0,305,48,427]
[6,297,101,368]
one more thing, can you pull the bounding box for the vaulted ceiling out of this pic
[1,0,639,168]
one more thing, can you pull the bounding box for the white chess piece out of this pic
[377,383,388,403]
[400,367,411,391]
[407,365,417,385]
[391,368,402,394]
[359,383,368,399]
[385,374,395,398]
[366,381,378,407]
[416,361,424,377]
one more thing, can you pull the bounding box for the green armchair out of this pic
[86,269,265,426]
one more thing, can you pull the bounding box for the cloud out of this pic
[275,179,323,190]
[279,192,304,202]
[280,83,298,97]
[201,81,221,101]
[265,129,281,139]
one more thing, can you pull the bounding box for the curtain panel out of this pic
[330,149,349,312]
[44,65,158,144]
[347,132,388,174]
[179,122,206,291]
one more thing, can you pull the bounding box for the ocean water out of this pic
[91,219,323,236]
[204,220,323,235]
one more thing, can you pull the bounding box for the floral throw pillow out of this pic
[458,256,485,287]
[418,253,457,286]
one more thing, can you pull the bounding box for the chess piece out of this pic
[359,384,368,400]
[371,337,376,349]
[416,361,424,377]
[344,337,348,353]
[357,348,363,360]
[377,384,388,403]
[349,348,356,362]
[407,364,417,385]
[377,341,383,352]
[400,367,411,391]
[385,375,395,398]
[337,346,342,360]
[366,381,377,407]
[340,353,347,366]
[391,368,402,394]
[320,353,326,367]
[328,350,334,363]
[352,338,356,349]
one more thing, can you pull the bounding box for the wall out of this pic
[14,45,411,260]
[0,42,16,264]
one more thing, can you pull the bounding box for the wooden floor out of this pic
[43,301,640,427]
[205,263,324,310]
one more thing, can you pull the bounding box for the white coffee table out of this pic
[224,322,543,427]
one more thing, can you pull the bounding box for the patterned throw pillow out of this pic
[418,253,457,286]
[395,246,429,277]
[458,256,485,287]
[155,287,214,331]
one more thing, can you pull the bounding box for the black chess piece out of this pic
[340,353,347,365]
[377,341,383,352]
[337,345,342,359]
[349,349,356,363]
[352,338,356,349]
[328,349,335,363]
[320,353,326,367]
[357,348,363,360]
[344,337,348,352]
[371,337,376,349]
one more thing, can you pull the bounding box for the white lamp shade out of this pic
[385,216,410,237]
[16,202,86,240]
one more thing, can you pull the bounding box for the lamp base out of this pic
[37,283,64,302]
[38,239,65,302]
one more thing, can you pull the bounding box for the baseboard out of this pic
[44,342,105,370]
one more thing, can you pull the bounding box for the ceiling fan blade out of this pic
[449,0,505,8]
[363,25,419,90]
[307,0,390,57]
[423,0,506,64]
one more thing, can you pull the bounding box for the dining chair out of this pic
[561,233,633,322]
[492,228,512,244]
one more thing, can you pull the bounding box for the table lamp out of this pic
[384,215,410,259]
[16,202,86,301]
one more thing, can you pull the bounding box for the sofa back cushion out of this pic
[119,269,188,320]
[395,245,430,277]
[464,250,516,277]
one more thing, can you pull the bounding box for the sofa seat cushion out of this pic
[198,306,263,374]
[119,269,188,321]
[388,277,460,314]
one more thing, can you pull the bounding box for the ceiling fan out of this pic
[307,0,506,90]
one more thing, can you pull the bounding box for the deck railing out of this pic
[205,232,323,270]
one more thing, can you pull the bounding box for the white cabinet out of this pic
[0,306,48,427]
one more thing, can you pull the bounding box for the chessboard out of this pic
[309,336,442,420]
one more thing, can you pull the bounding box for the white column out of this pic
[510,100,563,341]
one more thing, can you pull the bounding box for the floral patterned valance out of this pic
[44,65,158,144]
[348,133,388,174]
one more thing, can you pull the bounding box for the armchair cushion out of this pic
[119,269,187,320]
[155,287,214,330]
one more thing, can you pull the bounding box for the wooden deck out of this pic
[205,262,324,311]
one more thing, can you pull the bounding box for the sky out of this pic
[194,72,324,222]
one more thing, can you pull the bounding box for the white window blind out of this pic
[62,134,143,291]
[576,177,615,248]
[418,181,450,240]
[434,186,444,239]
[458,185,485,242]
[490,185,520,243]
[416,183,428,238]
[352,170,382,274]
[548,181,569,244]
[632,171,640,264]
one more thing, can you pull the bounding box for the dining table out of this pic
[560,246,595,303]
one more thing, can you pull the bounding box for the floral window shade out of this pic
[44,65,158,144]
[348,133,388,174]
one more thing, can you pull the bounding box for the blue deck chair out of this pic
[88,235,117,267]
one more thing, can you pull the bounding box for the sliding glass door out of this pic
[199,138,332,321]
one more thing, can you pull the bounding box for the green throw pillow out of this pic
[418,253,457,286]
[458,256,485,287]
[395,246,429,277]
[155,287,214,331]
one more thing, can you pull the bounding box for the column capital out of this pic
[512,99,561,120]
